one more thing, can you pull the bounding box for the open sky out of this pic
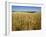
[12,6,41,12]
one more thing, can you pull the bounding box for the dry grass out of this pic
[12,12,41,31]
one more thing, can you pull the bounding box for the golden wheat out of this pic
[12,12,41,31]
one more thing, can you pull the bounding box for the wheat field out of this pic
[12,12,41,31]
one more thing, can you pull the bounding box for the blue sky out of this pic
[12,6,41,12]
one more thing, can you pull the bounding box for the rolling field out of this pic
[12,12,41,31]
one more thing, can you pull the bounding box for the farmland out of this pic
[12,12,41,31]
